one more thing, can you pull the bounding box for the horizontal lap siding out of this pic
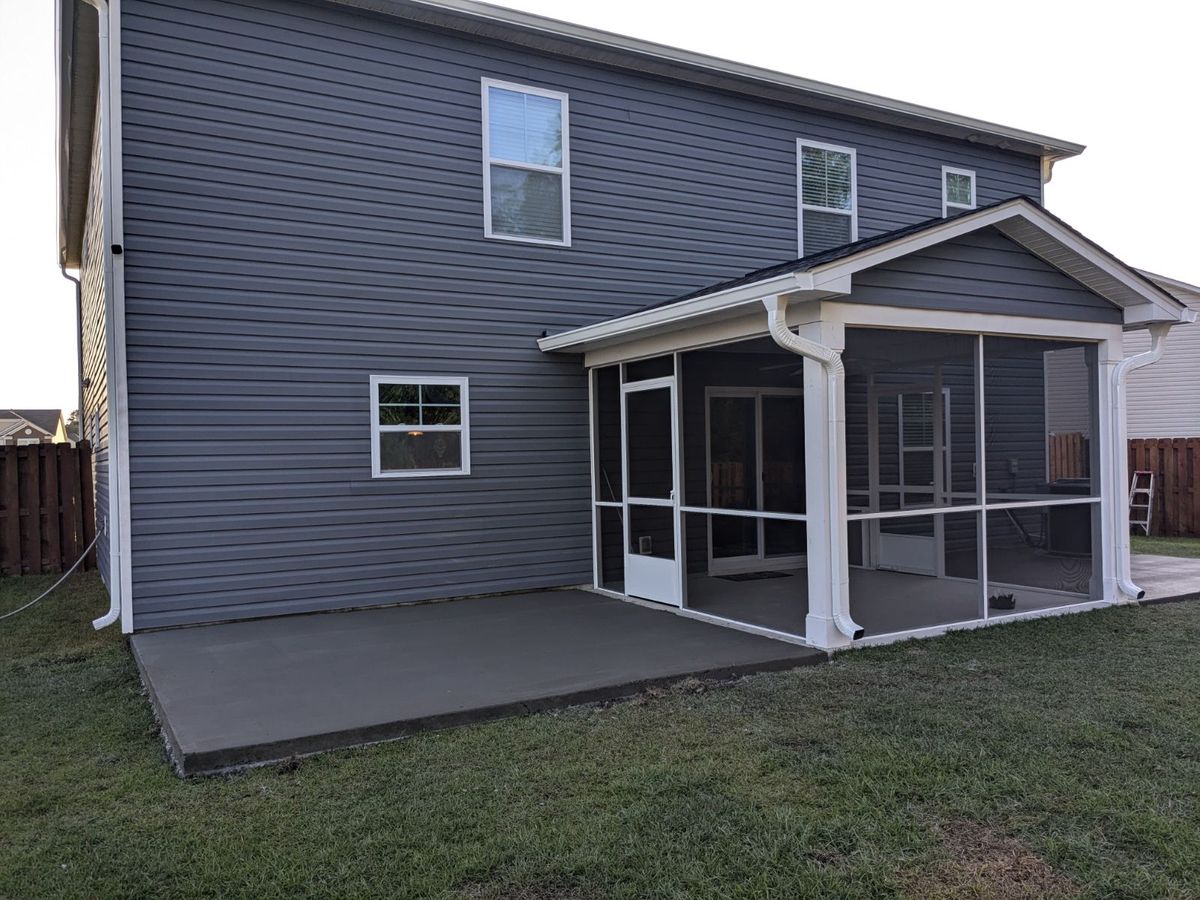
[1125,287,1200,439]
[120,0,1044,627]
[81,99,111,592]
[850,228,1123,323]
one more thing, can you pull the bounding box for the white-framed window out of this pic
[481,78,571,246]
[797,139,857,256]
[370,375,471,478]
[942,166,976,217]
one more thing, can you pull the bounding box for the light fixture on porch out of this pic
[408,431,424,437]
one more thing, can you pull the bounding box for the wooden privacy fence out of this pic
[1128,438,1200,537]
[1048,432,1089,482]
[0,442,96,576]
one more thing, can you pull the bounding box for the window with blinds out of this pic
[482,79,570,245]
[798,141,857,255]
[942,167,976,217]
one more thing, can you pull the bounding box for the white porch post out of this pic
[1093,339,1121,603]
[798,318,854,650]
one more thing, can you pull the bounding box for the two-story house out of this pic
[56,0,1193,651]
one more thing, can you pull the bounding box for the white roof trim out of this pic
[1138,269,1200,305]
[1,412,54,437]
[539,199,1188,354]
[333,0,1083,161]
[538,273,850,353]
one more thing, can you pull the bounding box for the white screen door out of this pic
[622,377,681,606]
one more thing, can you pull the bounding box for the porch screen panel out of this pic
[593,366,622,502]
[598,506,625,592]
[626,388,673,499]
[847,512,983,637]
[985,505,1095,613]
[983,337,1097,501]
[844,328,978,510]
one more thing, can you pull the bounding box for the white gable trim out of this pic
[539,199,1189,356]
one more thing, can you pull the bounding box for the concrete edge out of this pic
[175,652,825,777]
[1139,591,1200,607]
[129,636,187,777]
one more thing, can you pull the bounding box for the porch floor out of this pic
[686,553,1199,636]
[688,567,1086,637]
[130,588,821,776]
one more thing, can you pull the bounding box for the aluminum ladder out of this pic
[1129,470,1154,536]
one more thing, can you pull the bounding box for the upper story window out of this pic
[797,140,857,256]
[942,166,976,217]
[370,376,471,478]
[482,79,571,246]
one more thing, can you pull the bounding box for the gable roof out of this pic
[6,410,64,437]
[57,0,1083,267]
[539,197,1191,354]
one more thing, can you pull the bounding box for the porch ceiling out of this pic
[538,198,1190,358]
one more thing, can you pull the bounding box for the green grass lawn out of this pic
[3,574,1200,898]
[1132,534,1200,559]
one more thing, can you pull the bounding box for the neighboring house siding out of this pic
[81,97,111,591]
[118,0,1047,627]
[847,228,1122,323]
[1124,283,1200,439]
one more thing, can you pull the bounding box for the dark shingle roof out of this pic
[7,410,63,435]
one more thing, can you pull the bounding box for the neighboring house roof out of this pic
[540,197,1192,354]
[55,0,1083,267]
[1138,270,1200,306]
[5,410,65,437]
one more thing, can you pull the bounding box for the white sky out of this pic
[1,0,1196,413]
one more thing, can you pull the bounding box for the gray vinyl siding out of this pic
[80,97,111,592]
[119,0,1050,627]
[848,228,1123,323]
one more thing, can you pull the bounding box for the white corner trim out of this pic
[369,375,471,478]
[81,0,133,634]
[481,77,571,247]
[940,165,976,217]
[797,138,858,256]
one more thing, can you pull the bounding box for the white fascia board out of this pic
[538,271,831,353]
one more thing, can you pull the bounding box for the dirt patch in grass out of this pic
[902,820,1078,899]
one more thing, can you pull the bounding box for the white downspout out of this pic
[763,297,864,640]
[1112,320,1180,600]
[81,0,127,631]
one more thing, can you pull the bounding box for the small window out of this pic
[942,166,976,217]
[797,140,857,256]
[482,79,570,246]
[370,376,470,477]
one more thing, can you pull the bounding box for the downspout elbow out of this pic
[763,297,863,641]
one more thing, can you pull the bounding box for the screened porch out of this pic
[588,324,1106,646]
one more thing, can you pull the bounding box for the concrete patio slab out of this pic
[131,589,821,776]
[1132,553,1200,603]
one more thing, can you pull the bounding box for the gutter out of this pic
[762,297,863,641]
